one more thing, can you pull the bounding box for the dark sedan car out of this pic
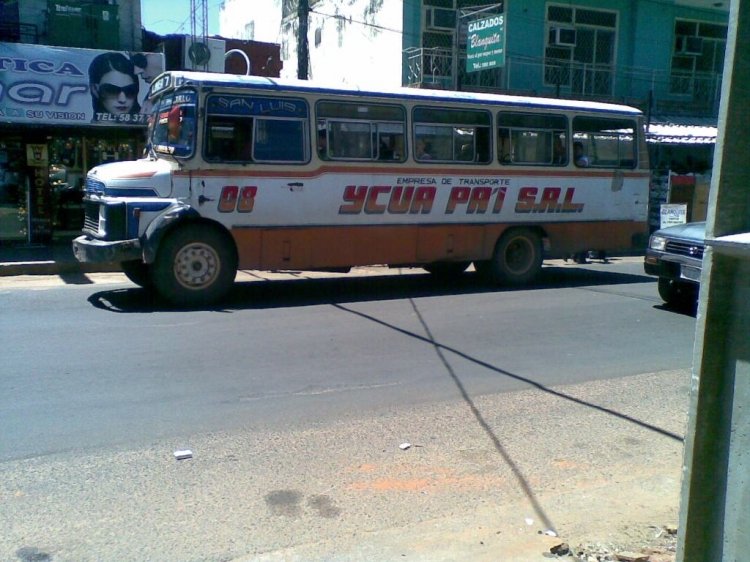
[644,221,706,308]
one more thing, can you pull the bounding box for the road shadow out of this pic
[87,263,656,313]
[331,296,685,534]
[654,301,698,318]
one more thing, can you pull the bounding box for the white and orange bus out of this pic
[73,71,650,305]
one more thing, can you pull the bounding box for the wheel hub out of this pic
[174,242,219,289]
[506,238,532,274]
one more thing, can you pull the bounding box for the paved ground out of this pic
[1,369,685,562]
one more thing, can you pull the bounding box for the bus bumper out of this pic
[72,235,142,264]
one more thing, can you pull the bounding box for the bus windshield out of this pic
[149,90,197,158]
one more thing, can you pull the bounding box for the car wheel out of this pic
[657,277,697,309]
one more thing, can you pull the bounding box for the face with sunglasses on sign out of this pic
[88,52,141,119]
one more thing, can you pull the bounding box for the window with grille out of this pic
[669,19,727,96]
[543,4,617,96]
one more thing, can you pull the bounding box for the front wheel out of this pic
[151,225,237,306]
[477,228,543,285]
[657,277,698,309]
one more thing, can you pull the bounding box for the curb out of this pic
[0,261,122,277]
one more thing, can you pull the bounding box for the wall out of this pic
[221,0,282,43]
[223,38,283,77]
[293,0,405,88]
[503,0,546,92]
[118,0,142,52]
[630,2,728,104]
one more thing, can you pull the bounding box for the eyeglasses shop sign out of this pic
[466,14,505,73]
[0,43,163,127]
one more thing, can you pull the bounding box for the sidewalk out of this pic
[0,236,121,276]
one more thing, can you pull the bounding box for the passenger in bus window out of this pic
[574,141,590,167]
[379,136,395,160]
[415,138,432,160]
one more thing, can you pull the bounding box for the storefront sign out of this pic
[26,143,48,167]
[26,145,53,241]
[466,14,505,73]
[0,43,164,127]
[660,203,688,228]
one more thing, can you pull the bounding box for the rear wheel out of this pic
[477,228,543,285]
[151,224,237,306]
[657,277,698,309]
[121,260,153,289]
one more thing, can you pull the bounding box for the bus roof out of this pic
[151,71,644,117]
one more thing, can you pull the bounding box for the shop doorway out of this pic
[0,139,27,242]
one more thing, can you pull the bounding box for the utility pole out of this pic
[676,0,750,560]
[297,0,309,80]
[188,0,209,70]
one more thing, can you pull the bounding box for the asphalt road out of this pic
[1,258,695,462]
[0,258,696,561]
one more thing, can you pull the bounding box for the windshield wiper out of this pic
[146,141,157,161]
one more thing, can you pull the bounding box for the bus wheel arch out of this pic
[150,220,238,306]
[476,227,545,285]
[121,260,153,289]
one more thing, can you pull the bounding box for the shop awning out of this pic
[646,116,718,145]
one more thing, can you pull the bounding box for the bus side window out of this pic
[497,112,568,166]
[205,119,237,161]
[376,123,404,160]
[413,106,491,164]
[254,119,307,162]
[205,117,252,162]
[498,128,512,163]
[317,120,329,160]
[316,101,406,162]
[572,116,637,168]
[234,119,253,161]
[329,121,371,159]
[553,132,567,165]
[475,126,491,163]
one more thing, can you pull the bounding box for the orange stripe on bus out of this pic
[231,221,645,271]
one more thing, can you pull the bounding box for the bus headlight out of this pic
[650,235,667,251]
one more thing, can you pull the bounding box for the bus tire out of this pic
[423,261,470,277]
[121,260,153,289]
[151,224,237,306]
[480,228,543,285]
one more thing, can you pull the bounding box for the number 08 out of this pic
[218,185,257,213]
